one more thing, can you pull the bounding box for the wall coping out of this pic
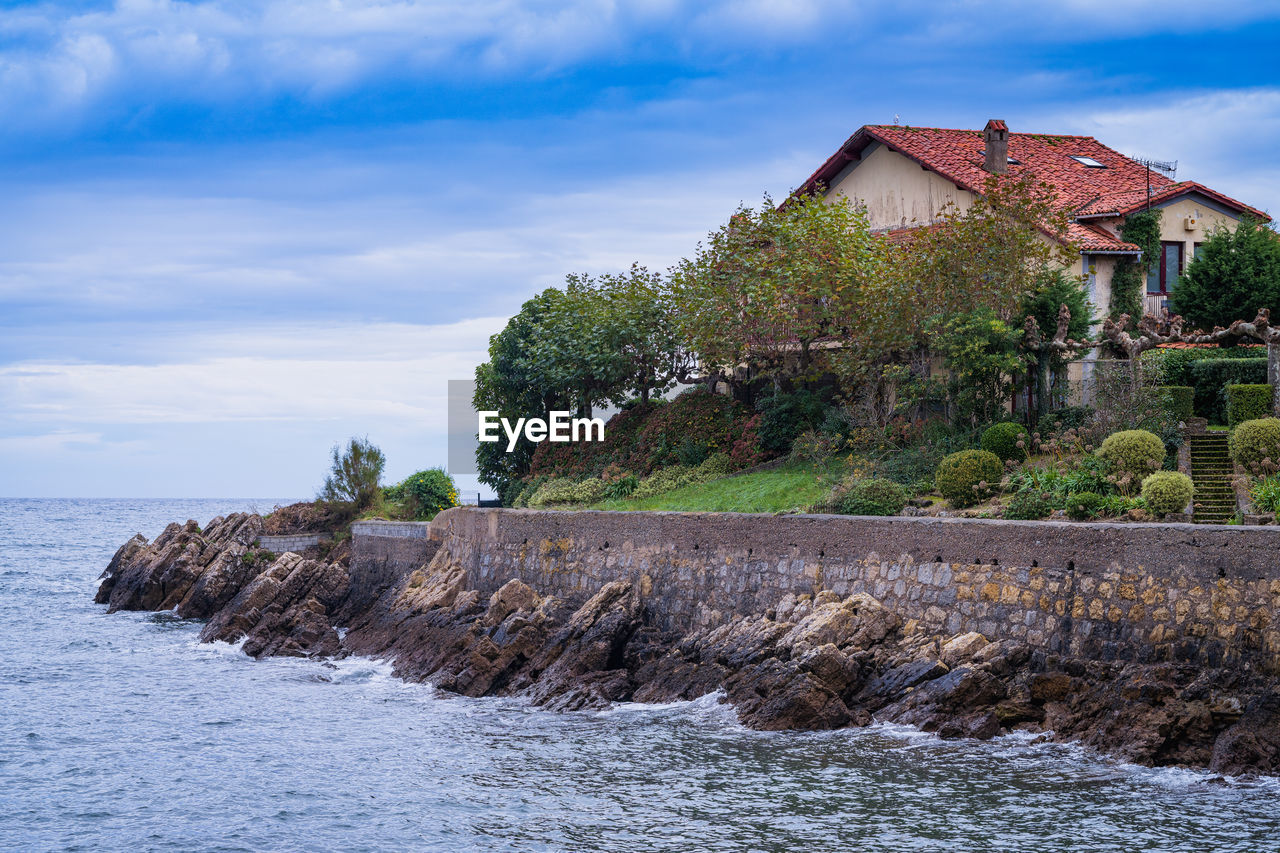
[351,520,432,539]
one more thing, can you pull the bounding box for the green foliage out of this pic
[527,477,578,507]
[1249,474,1280,513]
[1004,490,1052,520]
[1036,405,1095,436]
[831,478,909,516]
[1020,269,1095,418]
[1006,455,1114,505]
[1064,491,1107,521]
[1172,217,1280,331]
[1227,385,1274,427]
[935,449,1004,508]
[1229,418,1280,477]
[603,473,639,500]
[395,468,459,519]
[1159,385,1195,422]
[629,453,738,500]
[980,421,1030,463]
[756,389,833,454]
[1096,429,1165,494]
[874,446,944,493]
[929,308,1026,428]
[1108,209,1162,320]
[1141,344,1266,386]
[674,437,710,466]
[1140,471,1194,515]
[1187,358,1268,424]
[318,437,386,510]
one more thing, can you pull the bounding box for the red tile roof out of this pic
[796,124,1270,239]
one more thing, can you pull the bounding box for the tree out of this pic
[595,265,695,404]
[1172,217,1280,331]
[671,192,887,398]
[1019,269,1094,419]
[318,437,385,510]
[473,290,574,504]
[1107,209,1162,321]
[928,308,1026,428]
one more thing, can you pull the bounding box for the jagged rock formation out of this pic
[96,513,1280,777]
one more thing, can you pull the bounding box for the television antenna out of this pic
[1130,155,1178,209]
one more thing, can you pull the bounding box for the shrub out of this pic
[693,452,736,482]
[935,449,1003,508]
[1229,417,1280,477]
[318,436,386,510]
[1142,344,1265,387]
[674,437,711,466]
[1160,386,1194,423]
[1187,358,1268,423]
[832,478,909,516]
[1096,429,1165,494]
[512,477,546,508]
[1227,384,1273,427]
[755,389,833,454]
[566,478,607,504]
[632,465,696,499]
[603,473,639,500]
[1140,471,1194,516]
[1004,490,1052,520]
[397,468,459,518]
[1250,475,1280,513]
[980,422,1030,463]
[875,446,943,492]
[528,477,578,507]
[1064,491,1107,521]
[1037,405,1095,436]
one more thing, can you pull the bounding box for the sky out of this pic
[3,0,1280,498]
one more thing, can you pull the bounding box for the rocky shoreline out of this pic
[96,512,1280,776]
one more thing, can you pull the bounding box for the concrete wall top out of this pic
[351,520,432,540]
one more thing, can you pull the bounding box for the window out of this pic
[1146,241,1184,295]
[1070,155,1106,168]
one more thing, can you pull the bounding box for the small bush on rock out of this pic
[832,478,909,516]
[1004,490,1052,520]
[1064,491,1107,520]
[1230,417,1280,477]
[1227,385,1273,427]
[1096,429,1165,494]
[397,468,459,518]
[1140,471,1194,516]
[936,449,1004,508]
[981,422,1030,463]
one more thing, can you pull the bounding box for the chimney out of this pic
[983,118,1009,174]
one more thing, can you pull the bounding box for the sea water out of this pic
[2,498,1279,852]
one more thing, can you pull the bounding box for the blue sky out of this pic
[3,0,1279,498]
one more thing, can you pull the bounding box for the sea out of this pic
[3,497,1280,852]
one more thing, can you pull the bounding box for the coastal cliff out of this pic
[96,508,1280,776]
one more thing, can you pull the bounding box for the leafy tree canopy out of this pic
[1172,217,1280,331]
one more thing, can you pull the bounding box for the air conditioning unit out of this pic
[1184,216,1199,230]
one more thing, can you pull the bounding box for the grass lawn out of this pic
[590,461,836,513]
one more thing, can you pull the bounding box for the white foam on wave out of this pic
[599,690,742,727]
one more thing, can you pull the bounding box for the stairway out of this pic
[1188,432,1236,524]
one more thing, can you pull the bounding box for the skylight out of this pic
[1070,155,1106,168]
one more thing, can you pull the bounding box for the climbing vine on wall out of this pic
[1108,209,1163,320]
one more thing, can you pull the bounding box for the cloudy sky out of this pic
[2,0,1279,498]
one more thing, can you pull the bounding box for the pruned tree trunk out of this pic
[1270,340,1280,418]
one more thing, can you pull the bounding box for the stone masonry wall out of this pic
[255,533,330,553]
[399,509,1280,670]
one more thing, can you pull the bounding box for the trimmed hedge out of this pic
[1187,358,1267,424]
[936,449,1003,508]
[1142,344,1265,386]
[1096,429,1165,494]
[833,478,909,516]
[1160,385,1194,423]
[1229,418,1280,477]
[1140,471,1194,515]
[980,422,1030,463]
[1227,384,1273,427]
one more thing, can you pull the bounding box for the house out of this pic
[795,119,1270,319]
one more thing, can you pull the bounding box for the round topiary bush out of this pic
[1004,490,1052,520]
[1064,491,1107,521]
[1229,417,1280,477]
[980,422,1031,463]
[398,468,459,518]
[1096,429,1165,494]
[834,478,909,516]
[1140,471,1194,516]
[935,449,1004,508]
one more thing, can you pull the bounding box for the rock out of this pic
[940,632,988,667]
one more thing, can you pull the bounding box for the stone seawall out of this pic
[410,509,1280,670]
[349,520,439,616]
